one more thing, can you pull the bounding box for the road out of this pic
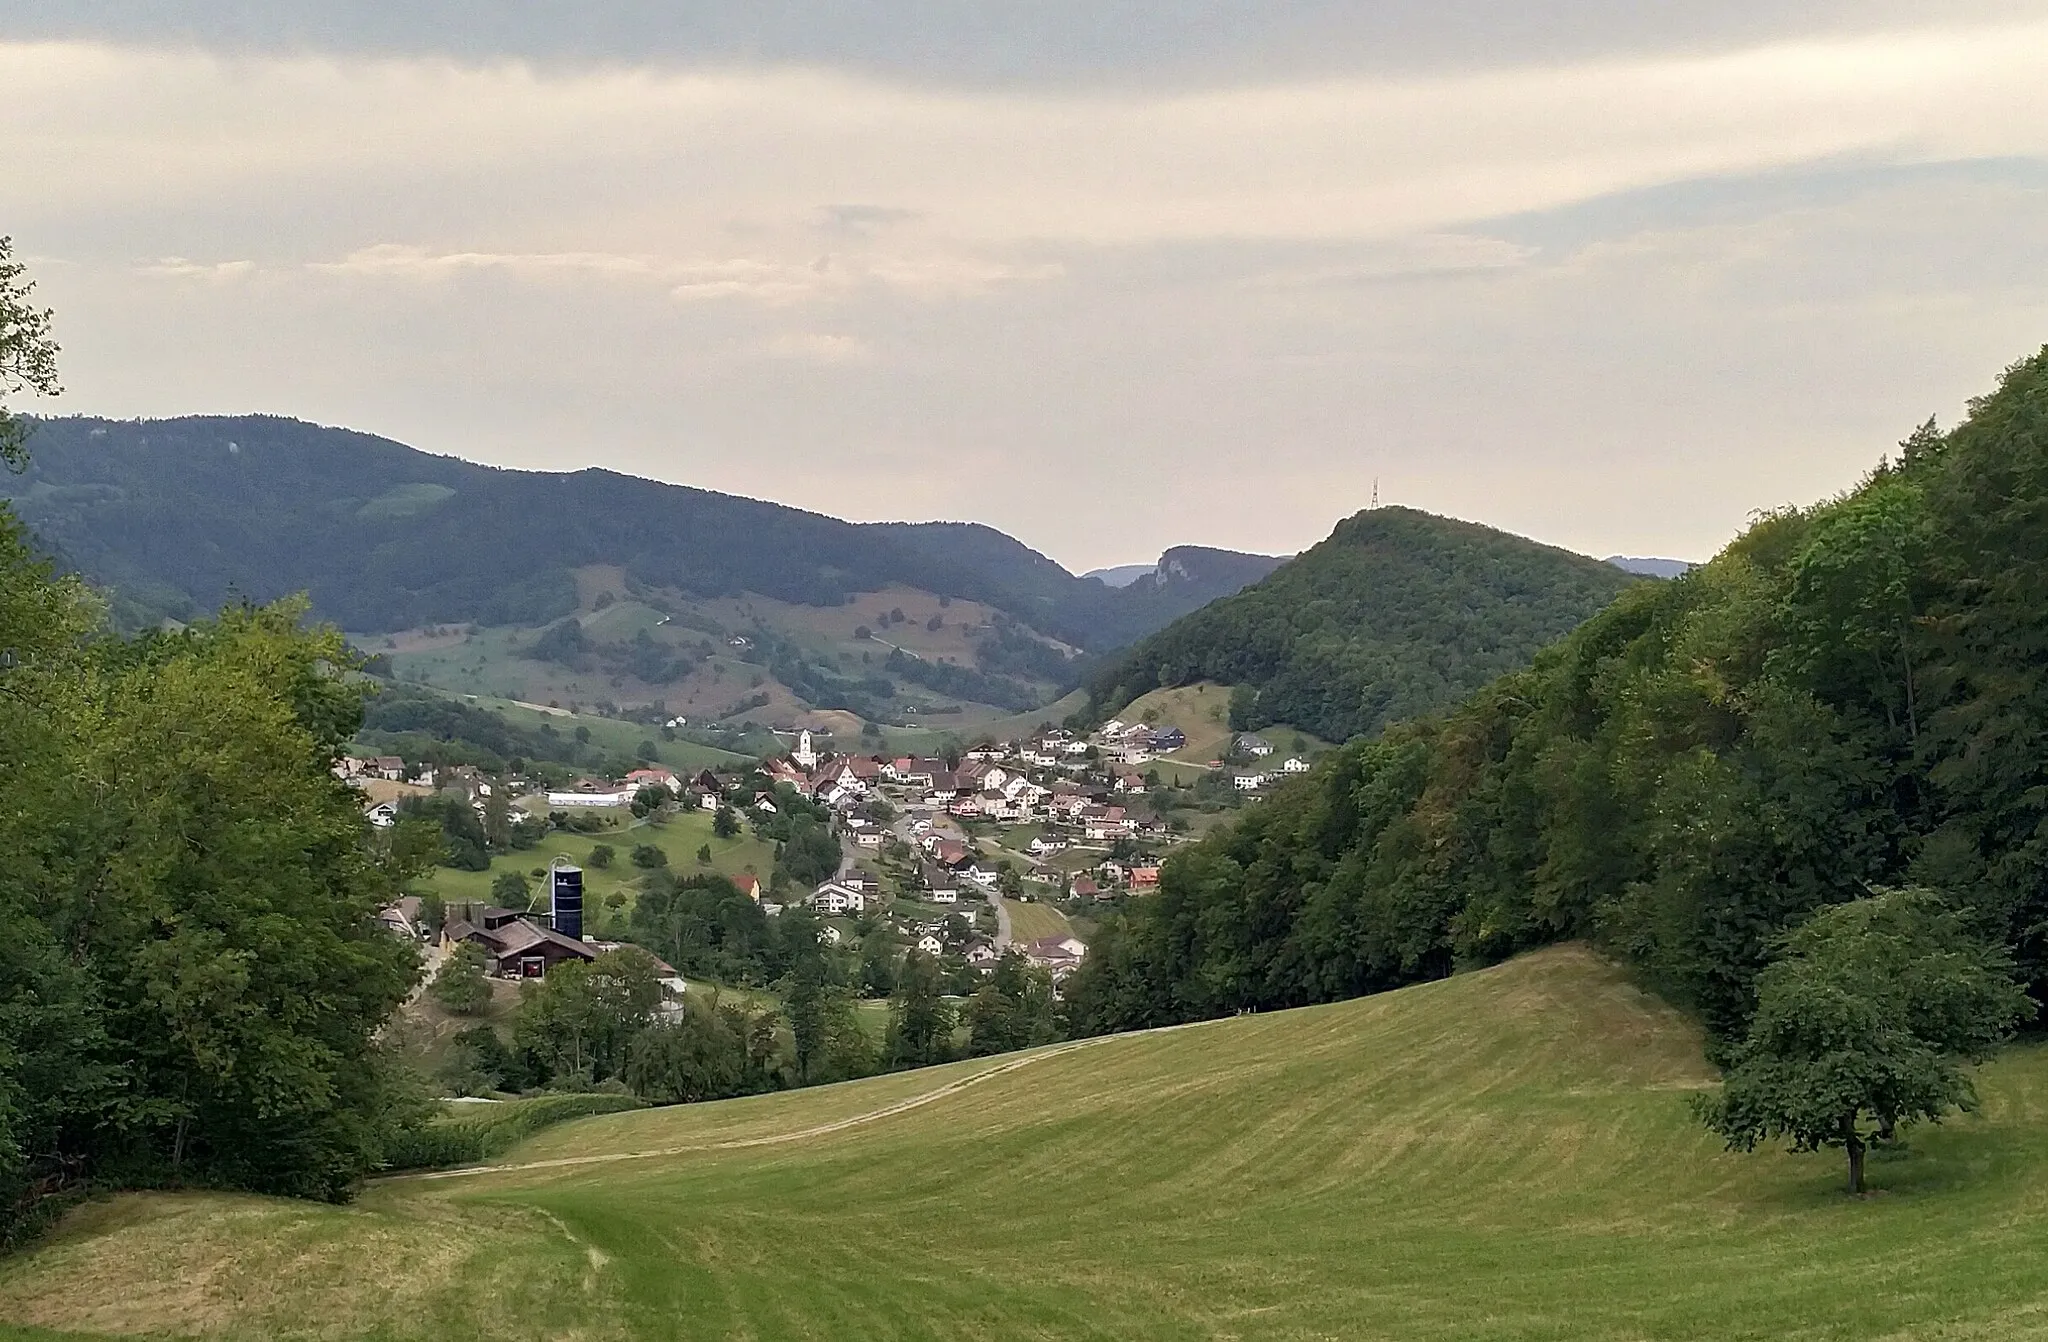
[884,810,1011,948]
[985,890,1015,949]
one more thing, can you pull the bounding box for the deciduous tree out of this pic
[1697,890,2030,1193]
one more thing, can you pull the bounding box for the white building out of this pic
[793,729,819,770]
[547,789,634,807]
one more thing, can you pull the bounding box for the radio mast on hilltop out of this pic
[1371,477,1379,509]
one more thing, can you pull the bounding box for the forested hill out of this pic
[1068,346,2048,1048]
[2,415,1275,648]
[1084,506,1642,742]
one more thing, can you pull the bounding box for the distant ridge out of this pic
[1083,564,1154,588]
[1605,556,1694,579]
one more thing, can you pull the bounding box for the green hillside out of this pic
[6,946,2048,1341]
[1086,506,1642,743]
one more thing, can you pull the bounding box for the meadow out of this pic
[420,808,777,913]
[6,945,2048,1340]
[999,897,1074,943]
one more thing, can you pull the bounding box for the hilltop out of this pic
[5,945,2047,1340]
[1086,506,1643,742]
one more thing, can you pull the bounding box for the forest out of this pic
[1083,507,1641,742]
[1069,349,2048,1049]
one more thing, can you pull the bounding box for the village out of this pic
[350,715,1319,994]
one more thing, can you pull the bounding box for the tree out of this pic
[785,950,827,1083]
[858,931,899,998]
[1698,890,2031,1193]
[697,843,713,865]
[491,870,532,907]
[513,948,664,1086]
[0,236,62,470]
[713,805,742,839]
[631,784,668,818]
[631,843,668,869]
[624,998,748,1103]
[888,950,955,1068]
[430,943,493,1015]
[587,843,615,869]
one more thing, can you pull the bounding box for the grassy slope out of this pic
[1118,682,1332,765]
[9,946,2048,1340]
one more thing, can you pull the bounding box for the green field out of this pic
[420,809,776,914]
[8,945,2048,1340]
[1001,896,1074,943]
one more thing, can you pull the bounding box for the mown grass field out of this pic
[1001,896,1074,943]
[8,945,2048,1340]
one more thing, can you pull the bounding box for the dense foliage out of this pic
[1085,507,1641,743]
[1070,350,2048,1050]
[5,416,1275,650]
[383,1093,645,1171]
[0,521,425,1242]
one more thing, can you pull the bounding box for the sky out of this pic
[6,3,2048,572]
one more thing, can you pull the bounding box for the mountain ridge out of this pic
[6,415,1276,652]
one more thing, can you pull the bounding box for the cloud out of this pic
[2,0,2041,87]
[310,245,659,280]
[6,20,2048,254]
[134,257,256,281]
[6,18,2047,572]
[296,245,1059,306]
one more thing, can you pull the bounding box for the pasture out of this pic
[8,946,2048,1340]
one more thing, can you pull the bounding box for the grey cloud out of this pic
[7,0,2043,85]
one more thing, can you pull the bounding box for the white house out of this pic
[812,882,869,915]
[1237,734,1275,757]
[1281,757,1312,774]
[363,800,398,828]
[915,933,945,956]
[1233,772,1266,791]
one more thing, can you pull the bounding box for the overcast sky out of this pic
[7,3,2047,571]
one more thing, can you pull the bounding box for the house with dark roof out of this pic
[441,915,596,978]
